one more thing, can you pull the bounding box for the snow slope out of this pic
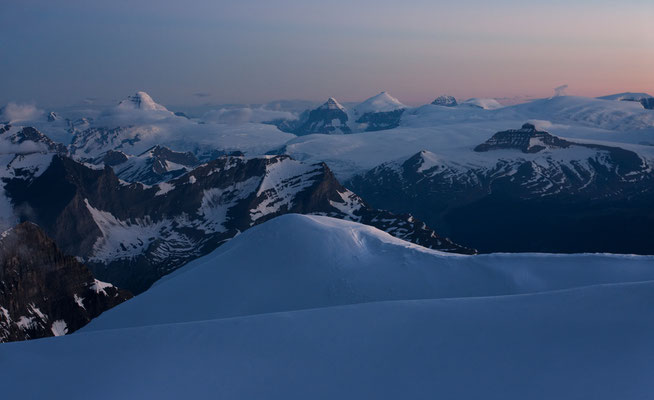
[2,215,654,399]
[85,214,654,330]
[354,91,406,115]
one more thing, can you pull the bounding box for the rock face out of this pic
[348,124,654,254]
[0,222,131,342]
[431,95,458,107]
[4,153,472,293]
[641,98,654,110]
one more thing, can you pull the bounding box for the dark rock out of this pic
[0,222,132,342]
[641,98,654,110]
[432,95,458,107]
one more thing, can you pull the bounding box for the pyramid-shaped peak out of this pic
[319,97,346,111]
[118,91,168,111]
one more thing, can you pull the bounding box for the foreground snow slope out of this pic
[2,281,654,399]
[85,214,654,331]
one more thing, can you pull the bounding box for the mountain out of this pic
[102,145,200,185]
[274,93,407,135]
[353,92,406,132]
[473,122,579,153]
[348,123,654,253]
[3,149,471,293]
[117,91,169,112]
[431,95,458,107]
[0,222,131,342]
[3,215,654,399]
[288,98,352,135]
[0,124,68,231]
[67,92,294,161]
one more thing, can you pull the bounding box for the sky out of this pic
[1,0,653,107]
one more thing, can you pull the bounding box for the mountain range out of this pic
[1,89,653,343]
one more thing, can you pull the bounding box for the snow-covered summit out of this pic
[461,98,503,110]
[354,92,406,115]
[318,97,346,111]
[117,91,169,112]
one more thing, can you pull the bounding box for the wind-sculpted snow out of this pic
[85,214,654,330]
[2,216,654,399]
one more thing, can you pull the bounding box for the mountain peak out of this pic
[117,91,168,111]
[319,97,346,111]
[355,92,405,114]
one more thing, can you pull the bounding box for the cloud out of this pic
[193,92,212,98]
[553,85,569,97]
[202,107,297,125]
[0,138,48,155]
[0,103,44,123]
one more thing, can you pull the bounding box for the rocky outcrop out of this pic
[0,222,131,342]
[431,95,458,107]
[474,123,572,153]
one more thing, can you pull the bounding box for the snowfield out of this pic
[2,215,654,399]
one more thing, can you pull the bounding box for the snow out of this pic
[319,97,346,111]
[2,215,654,399]
[354,92,406,115]
[197,177,260,233]
[461,97,503,110]
[50,320,68,336]
[117,91,169,112]
[598,92,652,101]
[282,95,654,179]
[15,316,35,330]
[85,214,654,331]
[250,158,323,221]
[155,182,175,196]
[90,279,114,296]
[85,199,167,262]
[74,294,85,310]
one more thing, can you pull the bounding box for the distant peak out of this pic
[319,97,346,111]
[118,91,168,111]
[432,95,458,107]
[355,92,405,114]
